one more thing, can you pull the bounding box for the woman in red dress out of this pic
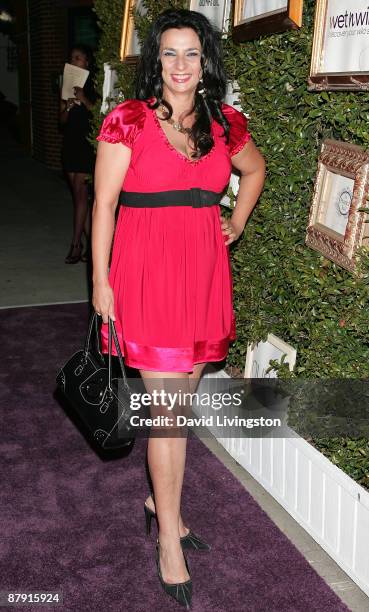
[92,9,265,609]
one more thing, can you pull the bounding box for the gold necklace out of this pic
[158,104,191,134]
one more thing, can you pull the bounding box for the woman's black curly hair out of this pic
[135,8,230,159]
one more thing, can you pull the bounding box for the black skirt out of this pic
[61,129,95,173]
[61,79,96,174]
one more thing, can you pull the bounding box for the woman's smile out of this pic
[171,74,192,83]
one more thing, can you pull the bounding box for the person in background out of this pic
[60,44,97,264]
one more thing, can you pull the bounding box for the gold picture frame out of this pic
[305,139,369,273]
[233,0,303,42]
[120,0,232,63]
[309,0,369,91]
[120,0,146,64]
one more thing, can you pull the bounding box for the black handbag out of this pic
[56,311,135,450]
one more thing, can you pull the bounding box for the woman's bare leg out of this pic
[70,172,89,246]
[140,368,205,584]
[144,362,207,538]
[188,362,207,393]
[141,363,208,582]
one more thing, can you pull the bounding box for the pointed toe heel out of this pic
[156,540,192,609]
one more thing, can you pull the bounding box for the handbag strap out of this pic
[108,315,130,391]
[84,312,130,391]
[94,313,104,360]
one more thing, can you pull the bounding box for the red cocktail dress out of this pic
[96,98,250,372]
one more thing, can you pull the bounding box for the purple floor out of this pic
[0,303,351,612]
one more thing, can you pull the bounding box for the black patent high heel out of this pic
[144,495,211,551]
[156,538,192,609]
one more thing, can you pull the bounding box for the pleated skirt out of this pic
[100,204,236,372]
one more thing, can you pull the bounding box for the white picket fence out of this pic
[193,368,369,598]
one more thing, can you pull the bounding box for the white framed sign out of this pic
[189,0,232,34]
[305,139,369,273]
[320,172,354,237]
[101,63,121,113]
[244,333,297,378]
[242,0,288,22]
[221,80,248,208]
[309,0,369,90]
[233,0,303,41]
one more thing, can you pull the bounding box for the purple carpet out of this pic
[0,303,351,612]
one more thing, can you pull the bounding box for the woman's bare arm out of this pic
[92,141,132,321]
[220,140,266,245]
[231,140,266,232]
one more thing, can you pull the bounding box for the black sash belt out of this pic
[118,188,223,208]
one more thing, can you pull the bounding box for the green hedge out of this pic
[92,0,369,491]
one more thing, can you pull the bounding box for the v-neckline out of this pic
[151,108,215,165]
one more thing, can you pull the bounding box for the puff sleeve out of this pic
[96,99,146,148]
[221,103,251,157]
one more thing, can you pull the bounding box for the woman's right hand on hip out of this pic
[92,281,116,324]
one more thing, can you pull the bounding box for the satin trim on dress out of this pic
[100,319,236,373]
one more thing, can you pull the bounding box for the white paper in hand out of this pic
[61,63,89,101]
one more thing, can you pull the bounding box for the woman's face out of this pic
[159,28,202,98]
[70,49,89,69]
